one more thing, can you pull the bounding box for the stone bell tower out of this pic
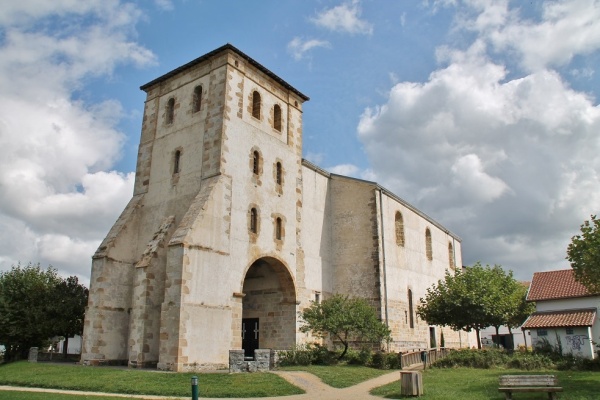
[81,44,310,370]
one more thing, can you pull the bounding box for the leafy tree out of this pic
[487,266,522,347]
[50,276,89,358]
[567,215,600,294]
[505,283,535,338]
[0,263,88,362]
[299,294,391,359]
[417,263,521,349]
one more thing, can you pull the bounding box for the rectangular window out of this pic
[566,328,574,335]
[537,329,548,336]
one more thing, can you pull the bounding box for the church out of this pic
[81,44,471,371]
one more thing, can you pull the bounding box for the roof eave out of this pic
[140,43,309,101]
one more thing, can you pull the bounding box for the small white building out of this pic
[522,269,599,359]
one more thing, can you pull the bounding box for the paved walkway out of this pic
[0,364,423,400]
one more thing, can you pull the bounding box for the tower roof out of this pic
[140,43,309,101]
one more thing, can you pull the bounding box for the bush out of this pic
[369,351,401,369]
[309,343,335,365]
[278,344,313,366]
[370,352,388,369]
[345,347,372,366]
[433,348,510,369]
[277,343,337,366]
[506,352,554,370]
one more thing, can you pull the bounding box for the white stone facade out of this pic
[81,44,473,371]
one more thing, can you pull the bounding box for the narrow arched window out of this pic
[250,208,258,233]
[275,217,282,240]
[425,228,433,261]
[252,91,261,119]
[395,212,405,247]
[408,289,415,329]
[276,162,282,185]
[173,150,181,174]
[252,151,260,175]
[192,86,202,113]
[448,242,454,269]
[166,97,175,124]
[273,104,282,131]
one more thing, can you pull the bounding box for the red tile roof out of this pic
[522,309,597,329]
[527,269,593,301]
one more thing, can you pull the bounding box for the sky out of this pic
[0,0,599,286]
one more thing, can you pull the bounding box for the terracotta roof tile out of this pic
[527,269,592,301]
[522,309,596,329]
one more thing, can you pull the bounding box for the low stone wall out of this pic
[229,349,275,372]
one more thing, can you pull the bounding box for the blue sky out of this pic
[1,0,599,285]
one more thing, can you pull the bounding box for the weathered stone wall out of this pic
[299,164,334,304]
[376,190,471,351]
[329,176,381,303]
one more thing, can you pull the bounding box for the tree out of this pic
[0,263,88,362]
[417,263,521,349]
[0,263,62,361]
[50,276,89,358]
[567,215,600,294]
[299,294,391,359]
[505,283,535,337]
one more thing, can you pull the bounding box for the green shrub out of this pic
[506,353,554,370]
[278,344,313,366]
[432,347,600,371]
[277,343,338,366]
[433,349,510,369]
[309,343,335,365]
[345,347,372,366]
[370,352,388,369]
[386,352,401,369]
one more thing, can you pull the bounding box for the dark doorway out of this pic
[493,334,515,350]
[240,257,297,354]
[242,318,259,359]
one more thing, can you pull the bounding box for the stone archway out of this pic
[240,257,297,357]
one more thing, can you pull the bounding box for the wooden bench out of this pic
[498,375,563,399]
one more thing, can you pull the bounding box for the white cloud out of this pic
[311,0,373,35]
[0,1,151,281]
[154,0,174,11]
[287,37,331,60]
[328,163,360,177]
[358,4,600,279]
[454,0,600,72]
[450,154,509,202]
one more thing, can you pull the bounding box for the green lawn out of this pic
[278,364,390,388]
[0,361,304,398]
[3,361,600,399]
[0,391,139,400]
[371,368,600,399]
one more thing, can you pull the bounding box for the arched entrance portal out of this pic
[241,257,297,358]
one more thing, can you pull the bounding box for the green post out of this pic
[191,376,199,400]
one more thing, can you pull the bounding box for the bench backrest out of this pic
[499,375,558,387]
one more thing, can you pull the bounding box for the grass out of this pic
[278,364,390,388]
[370,368,600,399]
[0,361,304,398]
[0,391,138,400]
